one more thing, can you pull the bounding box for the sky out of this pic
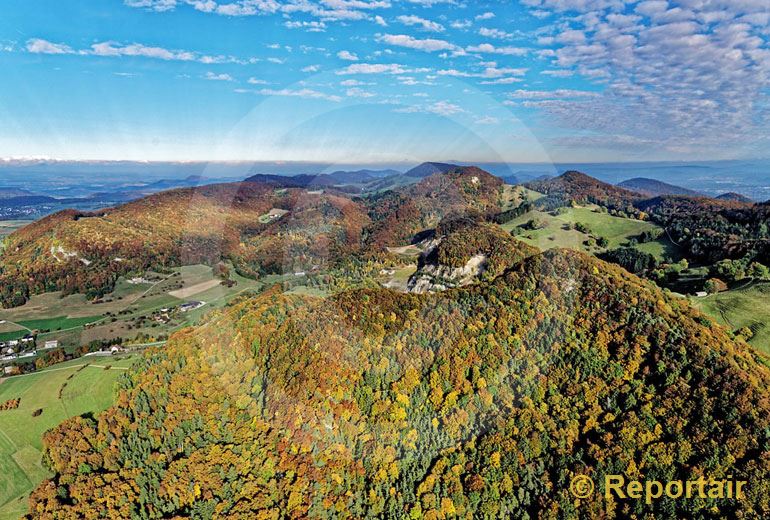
[0,0,769,164]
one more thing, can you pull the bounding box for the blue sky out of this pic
[0,0,768,164]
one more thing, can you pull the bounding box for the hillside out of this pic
[0,182,371,307]
[618,177,701,197]
[717,192,754,203]
[26,248,770,518]
[636,195,769,263]
[407,218,538,292]
[365,166,506,249]
[0,168,507,308]
[526,171,642,213]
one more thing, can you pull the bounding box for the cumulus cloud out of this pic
[346,87,376,97]
[336,62,412,74]
[204,71,235,81]
[377,34,457,52]
[478,27,515,39]
[396,15,444,32]
[26,38,75,54]
[508,89,599,99]
[26,38,254,64]
[466,43,529,56]
[526,0,770,154]
[337,50,359,61]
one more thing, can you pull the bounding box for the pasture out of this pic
[0,355,136,518]
[502,204,679,261]
[693,281,770,355]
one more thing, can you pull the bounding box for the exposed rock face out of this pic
[407,252,488,293]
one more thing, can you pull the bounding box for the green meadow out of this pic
[0,355,136,518]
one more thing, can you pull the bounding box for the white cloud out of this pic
[396,15,445,32]
[259,87,342,102]
[248,77,269,84]
[438,66,528,79]
[204,71,235,81]
[302,64,320,72]
[479,77,524,84]
[337,50,359,61]
[124,0,178,12]
[508,89,599,99]
[478,27,515,40]
[26,38,255,65]
[475,12,495,21]
[541,69,574,77]
[377,34,457,52]
[346,87,376,97]
[450,20,472,29]
[336,63,412,75]
[466,43,529,56]
[284,20,327,32]
[374,15,388,27]
[26,38,75,55]
[397,100,466,116]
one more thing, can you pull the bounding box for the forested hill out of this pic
[0,166,507,308]
[27,248,770,518]
[525,171,643,214]
[527,171,770,265]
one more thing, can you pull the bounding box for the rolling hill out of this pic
[618,177,701,197]
[526,171,643,212]
[0,167,508,308]
[717,192,754,203]
[25,247,770,518]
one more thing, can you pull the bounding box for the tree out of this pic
[747,262,770,281]
[704,277,728,294]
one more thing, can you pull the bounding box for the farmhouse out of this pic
[44,340,59,349]
[179,301,205,312]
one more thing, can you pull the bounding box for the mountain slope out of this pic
[0,167,507,307]
[26,248,770,518]
[526,171,642,211]
[618,177,701,197]
[0,183,371,307]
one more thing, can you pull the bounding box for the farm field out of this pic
[0,355,136,518]
[0,264,264,350]
[692,281,770,355]
[502,204,680,261]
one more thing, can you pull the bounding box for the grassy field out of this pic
[692,281,770,355]
[0,355,136,518]
[502,204,680,261]
[0,264,264,351]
